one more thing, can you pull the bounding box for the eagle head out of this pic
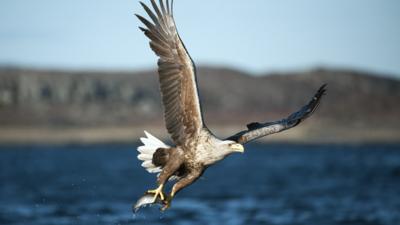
[220,140,244,154]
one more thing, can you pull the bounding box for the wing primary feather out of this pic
[171,0,175,17]
[150,0,163,20]
[139,2,160,27]
[135,14,154,28]
[166,0,171,15]
[135,14,157,33]
[136,14,168,41]
[148,0,169,34]
[159,0,167,16]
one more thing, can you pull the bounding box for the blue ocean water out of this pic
[0,143,399,225]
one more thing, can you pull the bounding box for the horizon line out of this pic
[1,63,399,79]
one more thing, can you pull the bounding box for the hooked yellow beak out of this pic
[230,143,244,153]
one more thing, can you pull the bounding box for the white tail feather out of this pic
[137,131,169,174]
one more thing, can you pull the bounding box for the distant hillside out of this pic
[0,66,399,143]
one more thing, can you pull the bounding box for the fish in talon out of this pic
[133,192,166,212]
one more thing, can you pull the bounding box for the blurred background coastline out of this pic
[0,66,399,145]
[1,0,399,145]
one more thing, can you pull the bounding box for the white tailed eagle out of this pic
[134,0,326,211]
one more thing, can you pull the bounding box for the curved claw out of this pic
[160,195,172,211]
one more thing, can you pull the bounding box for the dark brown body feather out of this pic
[152,148,170,167]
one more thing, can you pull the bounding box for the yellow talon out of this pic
[146,184,165,201]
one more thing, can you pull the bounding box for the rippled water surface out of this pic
[1,143,400,225]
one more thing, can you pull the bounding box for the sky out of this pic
[0,0,399,77]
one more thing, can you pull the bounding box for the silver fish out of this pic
[133,193,163,212]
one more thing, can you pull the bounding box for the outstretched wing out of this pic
[136,0,203,146]
[226,84,327,144]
